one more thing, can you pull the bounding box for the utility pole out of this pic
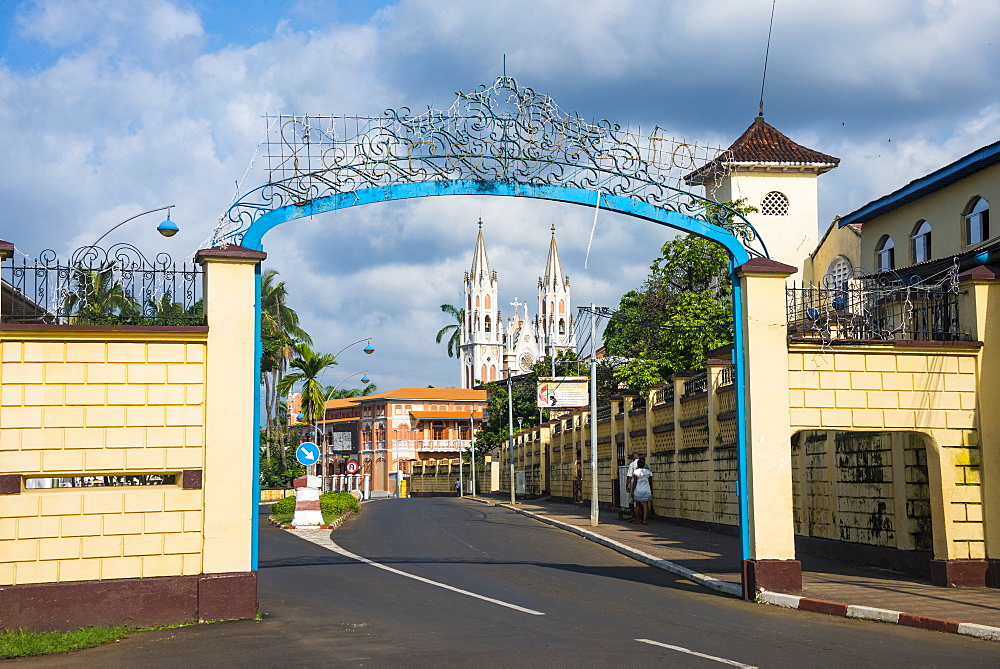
[508,373,515,505]
[470,409,477,497]
[590,303,598,526]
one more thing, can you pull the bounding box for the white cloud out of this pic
[1,0,998,388]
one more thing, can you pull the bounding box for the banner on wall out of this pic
[537,377,590,409]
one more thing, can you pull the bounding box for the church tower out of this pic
[536,225,574,360]
[460,220,504,388]
[685,114,840,283]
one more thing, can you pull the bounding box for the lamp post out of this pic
[317,370,371,492]
[90,205,179,248]
[334,338,375,359]
[470,409,477,498]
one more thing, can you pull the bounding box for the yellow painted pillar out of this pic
[958,266,1000,586]
[736,258,800,594]
[195,246,266,575]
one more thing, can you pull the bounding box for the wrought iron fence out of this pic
[682,371,709,397]
[719,365,736,387]
[786,276,965,342]
[653,384,675,405]
[630,394,647,412]
[2,244,203,326]
[596,405,612,422]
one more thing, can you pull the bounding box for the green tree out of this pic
[435,303,465,358]
[277,345,338,426]
[64,265,139,324]
[260,269,312,455]
[602,199,757,392]
[324,382,378,399]
[475,373,542,453]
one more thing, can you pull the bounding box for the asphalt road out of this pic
[17,498,999,667]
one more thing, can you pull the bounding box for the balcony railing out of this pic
[786,277,965,342]
[393,439,473,452]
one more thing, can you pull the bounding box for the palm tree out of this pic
[435,303,465,358]
[260,269,313,452]
[63,264,138,324]
[277,345,338,435]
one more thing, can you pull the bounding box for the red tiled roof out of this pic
[686,116,839,183]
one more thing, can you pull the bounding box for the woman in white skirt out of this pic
[630,457,653,524]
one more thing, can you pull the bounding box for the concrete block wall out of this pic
[409,458,460,494]
[788,343,984,560]
[0,334,207,586]
[498,338,986,568]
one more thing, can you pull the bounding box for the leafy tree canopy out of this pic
[602,199,757,392]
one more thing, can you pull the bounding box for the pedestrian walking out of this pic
[454,478,461,496]
[625,451,640,521]
[630,457,653,525]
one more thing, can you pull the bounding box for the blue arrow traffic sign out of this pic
[296,442,321,466]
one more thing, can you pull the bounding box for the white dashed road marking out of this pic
[636,638,757,667]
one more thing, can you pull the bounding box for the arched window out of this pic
[910,220,931,264]
[484,315,491,332]
[485,294,491,310]
[541,300,546,314]
[965,197,990,246]
[876,236,895,272]
[824,256,852,311]
[761,191,789,216]
[558,300,565,314]
[490,365,497,381]
[432,421,444,440]
[824,256,852,290]
[475,295,480,309]
[558,318,566,335]
[481,365,487,383]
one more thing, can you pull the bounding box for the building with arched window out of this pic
[290,387,487,494]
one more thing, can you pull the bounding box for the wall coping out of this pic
[0,239,13,260]
[0,325,208,342]
[788,338,983,353]
[195,246,267,264]
[735,257,797,277]
[957,264,1000,283]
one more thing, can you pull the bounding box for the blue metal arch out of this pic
[247,179,753,572]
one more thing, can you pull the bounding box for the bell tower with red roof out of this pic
[686,115,840,282]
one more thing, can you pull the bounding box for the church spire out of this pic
[469,218,492,283]
[541,224,566,291]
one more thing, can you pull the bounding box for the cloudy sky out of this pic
[1,0,998,390]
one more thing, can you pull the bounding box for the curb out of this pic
[471,499,1000,643]
[757,591,1000,642]
[267,511,353,531]
[495,502,741,597]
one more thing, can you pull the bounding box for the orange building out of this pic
[290,387,486,494]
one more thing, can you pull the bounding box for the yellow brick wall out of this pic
[789,344,984,559]
[0,332,207,585]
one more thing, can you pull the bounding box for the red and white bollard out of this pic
[291,475,324,526]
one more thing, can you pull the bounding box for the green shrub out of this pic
[269,491,359,526]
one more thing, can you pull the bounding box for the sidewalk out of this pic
[467,495,1000,641]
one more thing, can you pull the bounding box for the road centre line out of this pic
[636,639,757,668]
[323,537,545,616]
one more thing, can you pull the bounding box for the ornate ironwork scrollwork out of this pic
[213,76,766,258]
[1,243,203,326]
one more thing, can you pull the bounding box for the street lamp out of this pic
[334,338,375,359]
[90,205,179,248]
[470,408,477,498]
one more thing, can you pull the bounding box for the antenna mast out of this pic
[759,1,776,118]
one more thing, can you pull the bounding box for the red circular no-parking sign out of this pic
[345,460,359,474]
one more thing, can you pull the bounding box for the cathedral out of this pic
[460,220,576,388]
